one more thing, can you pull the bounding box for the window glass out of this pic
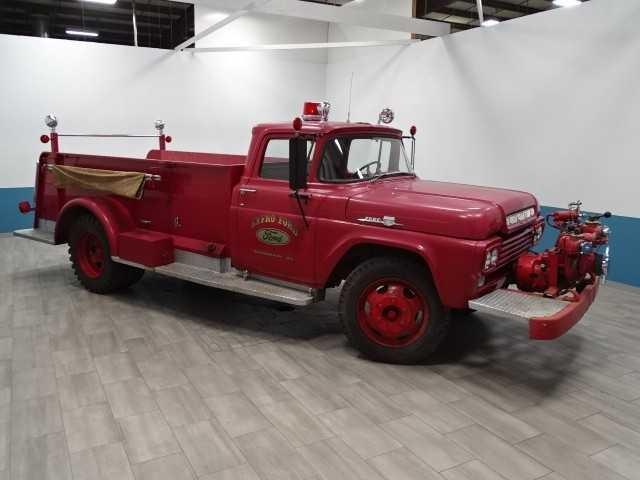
[318,136,412,182]
[260,139,315,181]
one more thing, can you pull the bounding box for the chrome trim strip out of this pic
[58,134,161,138]
[357,216,403,228]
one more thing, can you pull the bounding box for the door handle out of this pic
[290,191,312,201]
[239,188,257,195]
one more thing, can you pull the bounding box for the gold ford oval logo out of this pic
[257,228,290,246]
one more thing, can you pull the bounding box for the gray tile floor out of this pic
[1,235,640,480]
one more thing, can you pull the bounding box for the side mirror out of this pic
[289,137,308,191]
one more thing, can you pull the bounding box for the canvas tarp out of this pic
[51,165,146,199]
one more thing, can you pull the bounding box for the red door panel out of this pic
[234,179,320,285]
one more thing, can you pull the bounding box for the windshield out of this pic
[318,136,414,182]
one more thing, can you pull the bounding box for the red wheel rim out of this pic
[357,278,429,348]
[76,232,105,279]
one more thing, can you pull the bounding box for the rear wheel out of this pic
[69,215,144,293]
[339,256,449,364]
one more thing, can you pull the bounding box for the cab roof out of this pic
[252,121,404,137]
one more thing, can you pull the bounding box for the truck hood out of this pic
[345,179,537,240]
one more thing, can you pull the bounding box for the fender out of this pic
[318,223,484,308]
[55,196,136,256]
[322,233,433,276]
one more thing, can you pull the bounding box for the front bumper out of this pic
[469,282,599,340]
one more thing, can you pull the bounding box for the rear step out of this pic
[116,257,317,306]
[469,285,598,340]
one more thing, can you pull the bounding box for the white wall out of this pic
[195,5,328,62]
[328,0,411,49]
[326,0,640,217]
[2,0,639,219]
[0,6,328,188]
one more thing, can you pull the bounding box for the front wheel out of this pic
[339,257,449,364]
[69,215,144,294]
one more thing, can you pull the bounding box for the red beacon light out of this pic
[302,101,330,122]
[410,125,417,136]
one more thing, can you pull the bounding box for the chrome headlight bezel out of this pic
[533,221,545,244]
[483,247,500,271]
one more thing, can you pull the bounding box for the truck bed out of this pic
[36,150,246,256]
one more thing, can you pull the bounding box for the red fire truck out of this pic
[15,103,610,364]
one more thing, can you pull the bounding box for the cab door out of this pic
[233,136,319,286]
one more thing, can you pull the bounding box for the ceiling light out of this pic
[81,0,117,4]
[552,0,582,7]
[481,19,500,27]
[66,29,99,37]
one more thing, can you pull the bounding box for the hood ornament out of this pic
[357,216,403,228]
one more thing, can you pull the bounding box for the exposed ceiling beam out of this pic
[415,0,455,16]
[190,39,418,53]
[480,0,540,15]
[174,0,270,51]
[475,0,484,23]
[435,6,511,23]
[0,0,189,20]
[191,0,450,37]
[416,0,543,17]
[265,0,449,36]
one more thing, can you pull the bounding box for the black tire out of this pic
[69,215,144,294]
[339,256,449,364]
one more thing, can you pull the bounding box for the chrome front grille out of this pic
[496,226,534,269]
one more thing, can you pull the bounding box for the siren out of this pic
[302,102,330,122]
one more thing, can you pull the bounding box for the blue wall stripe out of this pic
[0,187,34,233]
[538,206,639,288]
[1,189,638,287]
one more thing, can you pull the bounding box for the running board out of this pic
[13,228,56,245]
[114,257,317,306]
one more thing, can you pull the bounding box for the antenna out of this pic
[346,72,354,123]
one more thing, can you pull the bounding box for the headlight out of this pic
[484,247,499,271]
[533,222,544,244]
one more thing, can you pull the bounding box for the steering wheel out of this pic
[357,161,381,178]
